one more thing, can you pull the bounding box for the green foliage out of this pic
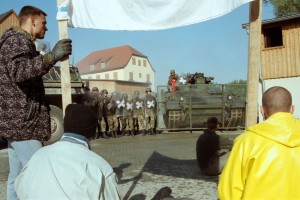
[225,80,247,101]
[264,0,300,17]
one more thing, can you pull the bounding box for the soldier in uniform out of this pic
[167,69,179,92]
[102,89,118,138]
[121,93,135,136]
[144,88,157,135]
[132,91,146,135]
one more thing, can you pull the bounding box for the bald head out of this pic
[262,86,292,118]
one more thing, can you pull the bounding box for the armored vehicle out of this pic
[158,72,246,131]
[43,66,84,144]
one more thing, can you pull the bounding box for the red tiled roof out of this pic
[76,45,147,74]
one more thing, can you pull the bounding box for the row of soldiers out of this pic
[81,87,157,138]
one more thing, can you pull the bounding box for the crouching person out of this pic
[14,104,121,200]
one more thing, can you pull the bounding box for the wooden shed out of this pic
[260,14,300,80]
[243,14,300,120]
[0,9,18,36]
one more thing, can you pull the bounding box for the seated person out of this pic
[196,117,230,176]
[14,104,121,200]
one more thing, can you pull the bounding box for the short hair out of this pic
[207,117,218,130]
[18,6,47,26]
[262,86,292,117]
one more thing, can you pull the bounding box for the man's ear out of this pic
[290,105,295,114]
[260,106,266,120]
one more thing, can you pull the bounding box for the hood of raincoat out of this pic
[247,112,300,148]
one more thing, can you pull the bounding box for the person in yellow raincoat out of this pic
[218,86,300,200]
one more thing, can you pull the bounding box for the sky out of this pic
[0,0,275,87]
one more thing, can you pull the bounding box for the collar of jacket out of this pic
[10,26,35,42]
[61,133,91,149]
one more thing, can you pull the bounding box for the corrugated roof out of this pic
[0,9,16,23]
[242,14,300,29]
[76,45,147,74]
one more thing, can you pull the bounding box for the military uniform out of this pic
[144,88,157,135]
[102,90,118,138]
[117,93,134,136]
[167,69,179,92]
[132,91,145,135]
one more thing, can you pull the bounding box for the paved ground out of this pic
[0,131,240,200]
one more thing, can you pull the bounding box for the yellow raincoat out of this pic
[218,112,300,200]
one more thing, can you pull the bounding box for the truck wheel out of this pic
[44,105,64,145]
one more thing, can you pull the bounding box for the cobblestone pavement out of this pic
[0,131,240,200]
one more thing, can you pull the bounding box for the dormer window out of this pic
[101,62,105,69]
[89,64,95,70]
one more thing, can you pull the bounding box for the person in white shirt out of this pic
[14,104,121,200]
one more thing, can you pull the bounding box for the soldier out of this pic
[102,89,118,138]
[90,87,104,139]
[144,88,157,135]
[167,69,179,92]
[121,93,135,136]
[132,91,146,135]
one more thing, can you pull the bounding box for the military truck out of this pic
[43,66,84,145]
[158,72,246,131]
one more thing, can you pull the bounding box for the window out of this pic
[89,64,95,70]
[100,62,105,69]
[96,75,100,79]
[263,26,283,48]
[138,60,141,66]
[129,72,133,80]
[139,73,142,78]
[143,60,147,67]
[105,73,109,79]
[132,57,136,65]
[113,72,118,80]
[147,74,150,82]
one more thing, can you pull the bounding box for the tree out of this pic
[225,80,247,102]
[264,0,300,17]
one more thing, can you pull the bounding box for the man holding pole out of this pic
[0,5,72,199]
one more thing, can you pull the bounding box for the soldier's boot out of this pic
[102,132,109,139]
[152,128,156,135]
[129,130,135,137]
[113,131,118,138]
[142,129,146,136]
[150,128,154,135]
[121,130,126,136]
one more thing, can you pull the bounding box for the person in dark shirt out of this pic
[196,117,230,176]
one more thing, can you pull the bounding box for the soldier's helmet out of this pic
[101,89,108,94]
[134,91,140,95]
[145,87,152,93]
[92,87,99,92]
[170,69,175,75]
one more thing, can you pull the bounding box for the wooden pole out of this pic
[246,0,262,127]
[57,0,72,116]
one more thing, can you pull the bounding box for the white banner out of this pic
[59,0,254,31]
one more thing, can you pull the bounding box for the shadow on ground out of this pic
[114,151,218,200]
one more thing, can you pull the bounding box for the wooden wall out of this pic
[261,20,300,80]
[0,11,19,37]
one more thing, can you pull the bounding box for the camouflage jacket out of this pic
[103,96,117,116]
[0,27,52,141]
[144,94,157,116]
[132,97,144,116]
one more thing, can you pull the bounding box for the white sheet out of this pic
[59,0,254,31]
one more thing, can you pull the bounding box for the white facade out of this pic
[81,55,155,92]
[258,77,300,122]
